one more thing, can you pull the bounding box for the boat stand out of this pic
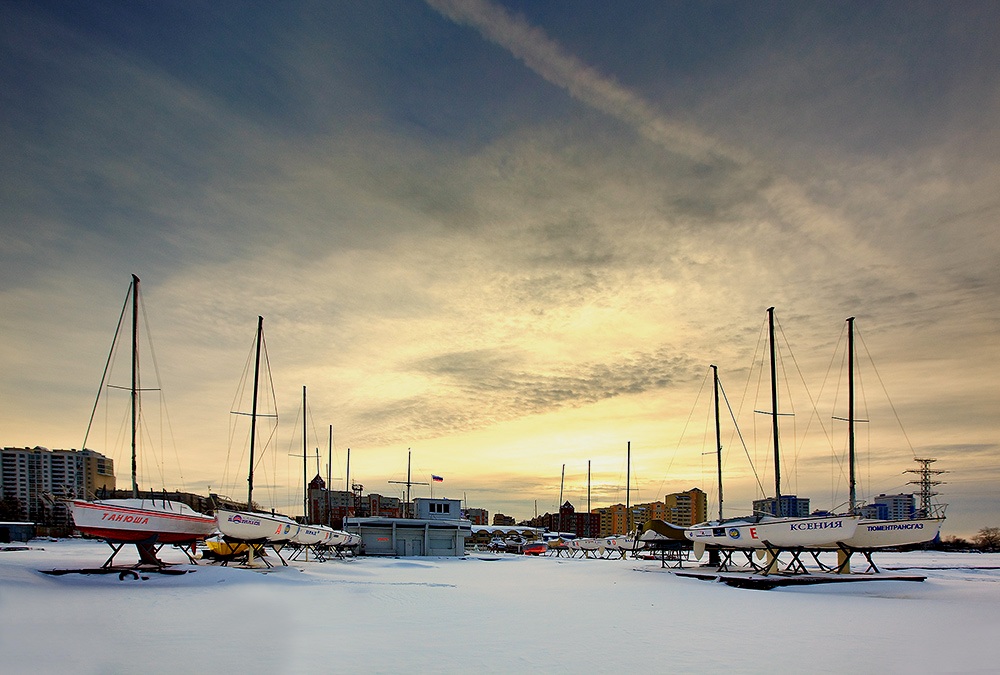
[269,543,290,566]
[714,548,765,573]
[287,543,307,562]
[100,541,132,568]
[42,536,198,580]
[288,543,329,563]
[674,543,921,589]
[676,544,921,589]
[213,537,276,568]
[809,544,881,575]
[711,548,735,572]
[99,536,181,569]
[706,545,809,576]
[649,543,691,569]
[853,549,880,573]
[758,543,810,576]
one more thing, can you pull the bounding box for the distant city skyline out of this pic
[3,2,998,537]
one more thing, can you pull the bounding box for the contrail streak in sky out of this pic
[425,0,748,165]
[425,0,881,266]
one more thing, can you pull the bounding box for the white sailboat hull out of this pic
[67,498,217,544]
[216,509,300,543]
[685,514,860,549]
[566,537,603,551]
[295,525,358,548]
[321,528,343,547]
[603,536,645,551]
[338,531,362,548]
[820,517,944,549]
[292,526,326,546]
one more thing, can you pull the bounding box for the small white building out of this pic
[344,498,471,556]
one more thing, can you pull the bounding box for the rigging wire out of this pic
[825,323,850,509]
[81,285,131,454]
[773,313,840,507]
[773,319,798,495]
[259,330,281,512]
[718,377,767,499]
[222,324,279,509]
[223,330,258,498]
[285,398,304,514]
[80,280,191,497]
[656,369,709,502]
[741,314,769,500]
[137,288,178,494]
[856,324,917,457]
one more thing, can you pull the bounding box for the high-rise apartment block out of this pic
[1,446,115,522]
[664,487,707,526]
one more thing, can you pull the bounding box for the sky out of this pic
[2,1,998,536]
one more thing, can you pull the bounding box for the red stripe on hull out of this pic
[71,502,214,524]
[76,527,207,544]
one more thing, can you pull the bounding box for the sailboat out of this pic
[289,386,344,552]
[603,533,645,553]
[604,442,644,554]
[638,518,688,543]
[684,309,859,552]
[66,275,216,564]
[819,317,945,550]
[565,537,603,555]
[215,316,301,547]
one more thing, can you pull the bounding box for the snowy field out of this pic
[1,539,997,674]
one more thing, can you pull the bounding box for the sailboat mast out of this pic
[712,365,723,521]
[848,316,857,513]
[130,274,140,499]
[328,425,333,527]
[767,307,782,514]
[626,441,631,532]
[303,386,308,524]
[247,316,263,510]
[558,463,565,533]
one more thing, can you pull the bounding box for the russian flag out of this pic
[431,474,444,482]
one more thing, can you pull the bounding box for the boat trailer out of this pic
[41,535,200,580]
[675,541,926,589]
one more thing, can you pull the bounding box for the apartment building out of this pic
[0,446,115,523]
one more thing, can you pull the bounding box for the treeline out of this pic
[931,527,1000,552]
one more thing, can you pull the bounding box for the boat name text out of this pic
[866,522,924,532]
[789,520,844,531]
[229,514,262,527]
[101,512,150,524]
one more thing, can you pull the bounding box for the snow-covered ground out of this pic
[1,539,997,674]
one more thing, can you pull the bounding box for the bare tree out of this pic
[975,527,1000,551]
[0,494,26,521]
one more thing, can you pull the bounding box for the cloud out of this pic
[347,345,697,447]
[425,0,748,167]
